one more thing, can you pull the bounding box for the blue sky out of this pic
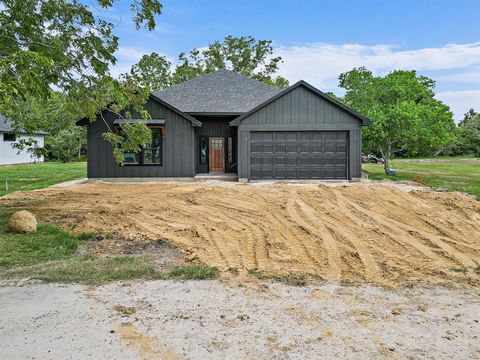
[98,0,480,120]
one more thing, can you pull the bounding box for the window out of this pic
[3,133,16,141]
[118,127,163,166]
[227,137,233,163]
[200,136,207,165]
[143,128,162,165]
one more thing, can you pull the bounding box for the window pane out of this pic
[200,136,207,165]
[228,137,233,163]
[123,152,139,164]
[3,133,16,141]
[143,128,162,164]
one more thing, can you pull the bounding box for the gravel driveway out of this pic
[1,280,479,359]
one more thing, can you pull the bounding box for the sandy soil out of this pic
[0,280,479,359]
[2,181,480,287]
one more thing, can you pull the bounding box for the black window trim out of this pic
[118,126,164,167]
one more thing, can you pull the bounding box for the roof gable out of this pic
[76,94,202,127]
[0,115,48,135]
[230,80,370,126]
[154,69,282,113]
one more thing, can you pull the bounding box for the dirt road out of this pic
[1,280,479,359]
[3,181,480,287]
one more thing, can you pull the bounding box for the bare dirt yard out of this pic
[1,280,479,359]
[2,180,480,288]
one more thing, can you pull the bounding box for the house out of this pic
[0,116,48,166]
[78,70,369,181]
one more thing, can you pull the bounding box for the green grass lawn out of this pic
[363,156,480,199]
[0,209,219,284]
[0,162,87,196]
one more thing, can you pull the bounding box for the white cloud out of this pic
[275,41,480,90]
[436,90,480,121]
[274,41,480,121]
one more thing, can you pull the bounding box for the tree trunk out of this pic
[383,155,390,175]
[380,146,391,175]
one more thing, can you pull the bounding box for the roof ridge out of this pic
[155,69,280,96]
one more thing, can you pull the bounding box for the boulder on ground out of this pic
[7,211,38,233]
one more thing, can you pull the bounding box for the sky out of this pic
[96,0,480,121]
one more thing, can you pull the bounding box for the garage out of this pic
[249,131,348,179]
[231,80,369,181]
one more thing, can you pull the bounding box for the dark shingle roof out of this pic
[154,69,282,113]
[0,115,49,135]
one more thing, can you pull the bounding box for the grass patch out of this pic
[451,267,468,273]
[0,162,86,196]
[2,255,161,285]
[274,274,308,286]
[363,156,480,199]
[248,267,264,279]
[0,210,161,284]
[163,264,219,280]
[0,212,82,268]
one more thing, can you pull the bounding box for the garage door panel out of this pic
[249,131,348,180]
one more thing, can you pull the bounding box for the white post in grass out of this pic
[5,178,8,192]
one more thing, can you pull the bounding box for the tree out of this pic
[126,52,172,92]
[0,0,163,162]
[48,127,86,162]
[170,36,289,88]
[455,109,480,156]
[338,67,456,174]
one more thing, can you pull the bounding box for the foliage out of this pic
[102,122,152,164]
[447,109,480,156]
[363,157,480,200]
[0,0,163,162]
[0,162,86,196]
[171,36,289,88]
[338,67,456,174]
[124,35,290,94]
[125,52,172,92]
[48,127,86,162]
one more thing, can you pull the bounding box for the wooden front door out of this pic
[209,137,225,173]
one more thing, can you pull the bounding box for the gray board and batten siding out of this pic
[86,95,199,179]
[233,81,367,181]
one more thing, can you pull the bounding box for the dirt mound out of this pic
[3,182,480,287]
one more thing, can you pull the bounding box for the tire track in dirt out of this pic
[299,194,382,283]
[287,194,342,281]
[334,191,477,269]
[254,194,323,274]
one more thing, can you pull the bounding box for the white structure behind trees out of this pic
[0,116,47,166]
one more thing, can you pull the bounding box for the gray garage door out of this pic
[249,131,348,180]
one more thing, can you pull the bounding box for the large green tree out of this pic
[338,67,456,174]
[124,35,289,93]
[171,36,289,88]
[0,0,163,162]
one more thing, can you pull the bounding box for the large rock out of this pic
[7,211,38,233]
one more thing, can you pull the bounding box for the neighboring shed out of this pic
[231,81,369,181]
[0,116,48,166]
